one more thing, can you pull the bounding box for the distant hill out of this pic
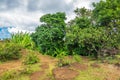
[0,27,11,40]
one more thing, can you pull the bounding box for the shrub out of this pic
[23,51,40,65]
[0,43,22,61]
[66,26,117,58]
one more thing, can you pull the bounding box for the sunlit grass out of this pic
[74,66,106,80]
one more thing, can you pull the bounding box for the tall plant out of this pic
[11,32,35,49]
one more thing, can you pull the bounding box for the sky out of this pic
[0,0,100,34]
[0,27,11,39]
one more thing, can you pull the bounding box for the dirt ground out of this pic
[0,60,22,74]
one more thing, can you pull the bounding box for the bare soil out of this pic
[53,67,79,80]
[0,60,22,74]
[70,62,88,71]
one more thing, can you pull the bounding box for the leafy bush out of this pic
[0,43,22,61]
[66,27,103,56]
[11,32,35,49]
[23,51,40,65]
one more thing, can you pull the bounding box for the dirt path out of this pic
[0,60,22,74]
[30,54,57,80]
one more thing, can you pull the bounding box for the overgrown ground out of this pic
[0,49,120,80]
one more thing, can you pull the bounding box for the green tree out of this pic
[68,7,92,28]
[31,12,66,56]
[93,0,120,49]
[93,0,120,27]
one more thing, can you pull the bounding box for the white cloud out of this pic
[0,0,100,33]
[73,0,100,9]
[0,10,43,33]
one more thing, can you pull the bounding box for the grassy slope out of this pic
[0,49,120,80]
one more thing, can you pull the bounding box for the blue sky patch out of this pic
[0,27,11,39]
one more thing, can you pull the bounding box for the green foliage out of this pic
[0,42,22,61]
[23,50,40,65]
[11,32,35,49]
[92,0,120,50]
[31,12,66,56]
[40,12,66,28]
[66,26,104,57]
[68,8,92,29]
[73,54,82,63]
[93,0,120,27]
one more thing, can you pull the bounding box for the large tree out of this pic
[31,12,66,56]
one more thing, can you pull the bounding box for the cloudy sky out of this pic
[0,0,100,33]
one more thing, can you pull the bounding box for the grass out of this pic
[21,63,41,74]
[74,66,105,80]
[46,64,56,80]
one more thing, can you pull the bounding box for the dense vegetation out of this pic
[0,0,120,62]
[31,0,120,58]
